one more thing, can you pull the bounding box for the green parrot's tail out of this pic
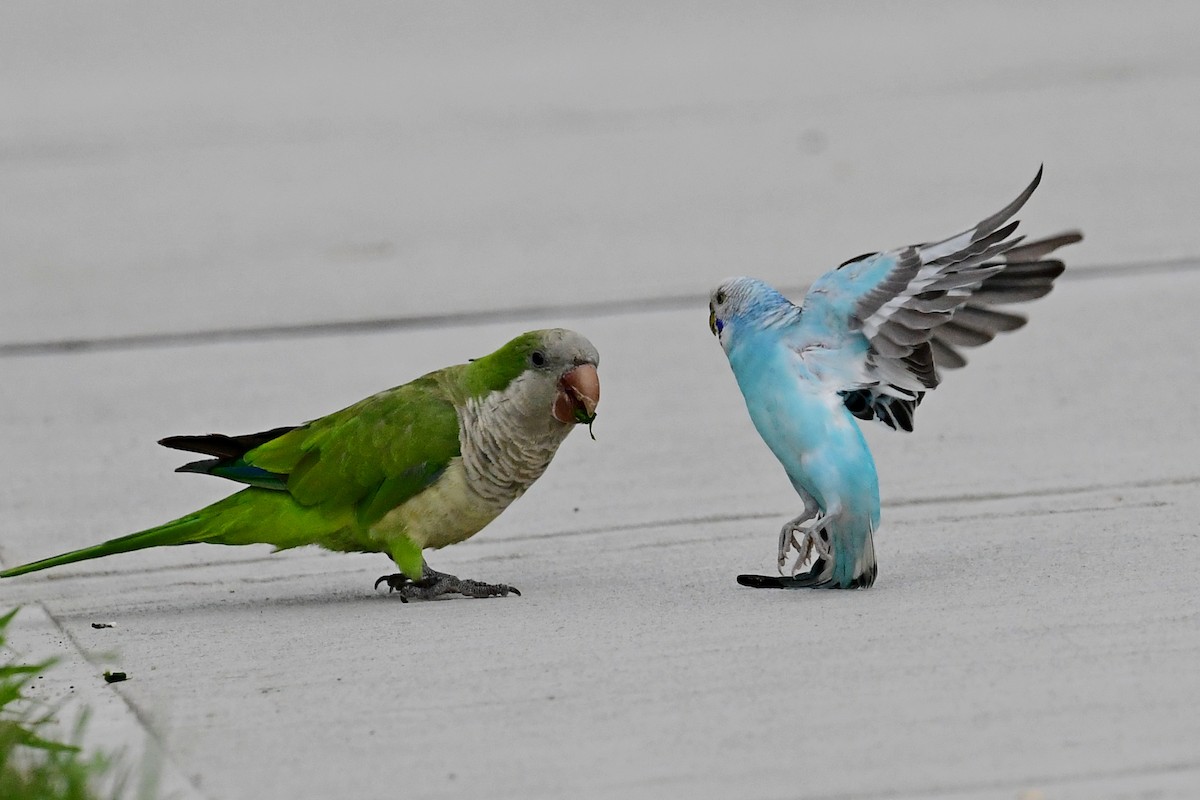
[0,515,206,578]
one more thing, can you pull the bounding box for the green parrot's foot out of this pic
[374,571,521,602]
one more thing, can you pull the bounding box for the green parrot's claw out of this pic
[374,571,520,601]
[374,573,417,603]
[374,574,405,591]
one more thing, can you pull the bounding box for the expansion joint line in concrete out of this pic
[1,256,1197,359]
[34,601,213,800]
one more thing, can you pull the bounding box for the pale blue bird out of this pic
[708,167,1080,589]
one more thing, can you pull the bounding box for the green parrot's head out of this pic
[469,328,600,432]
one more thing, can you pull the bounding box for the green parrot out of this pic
[0,328,600,601]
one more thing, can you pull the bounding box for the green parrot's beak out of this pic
[553,363,600,428]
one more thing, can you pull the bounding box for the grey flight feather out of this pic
[855,169,1047,394]
[835,169,1079,432]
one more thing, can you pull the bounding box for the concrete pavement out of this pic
[2,3,1199,798]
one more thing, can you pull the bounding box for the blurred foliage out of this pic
[0,608,138,800]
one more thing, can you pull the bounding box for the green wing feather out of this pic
[0,369,464,579]
[248,371,462,522]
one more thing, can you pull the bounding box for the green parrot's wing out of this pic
[244,372,463,527]
[2,371,465,581]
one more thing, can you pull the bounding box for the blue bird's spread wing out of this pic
[837,229,1079,430]
[800,167,1079,431]
[924,230,1080,370]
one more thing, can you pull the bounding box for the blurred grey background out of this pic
[5,0,1197,344]
[3,3,1199,800]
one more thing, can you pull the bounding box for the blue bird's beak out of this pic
[709,305,722,336]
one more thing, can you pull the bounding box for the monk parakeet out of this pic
[708,167,1080,589]
[1,328,600,601]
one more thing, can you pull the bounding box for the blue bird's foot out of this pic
[777,520,807,572]
[777,514,832,575]
[738,557,877,590]
[374,569,521,602]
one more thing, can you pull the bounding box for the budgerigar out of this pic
[1,329,600,601]
[708,167,1080,589]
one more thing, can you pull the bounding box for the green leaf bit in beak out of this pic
[554,363,600,440]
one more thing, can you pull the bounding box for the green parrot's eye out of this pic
[531,350,546,367]
[716,289,727,305]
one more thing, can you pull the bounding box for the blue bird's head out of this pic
[708,277,795,349]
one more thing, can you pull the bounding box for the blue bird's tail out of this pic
[806,510,877,589]
[828,514,877,589]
